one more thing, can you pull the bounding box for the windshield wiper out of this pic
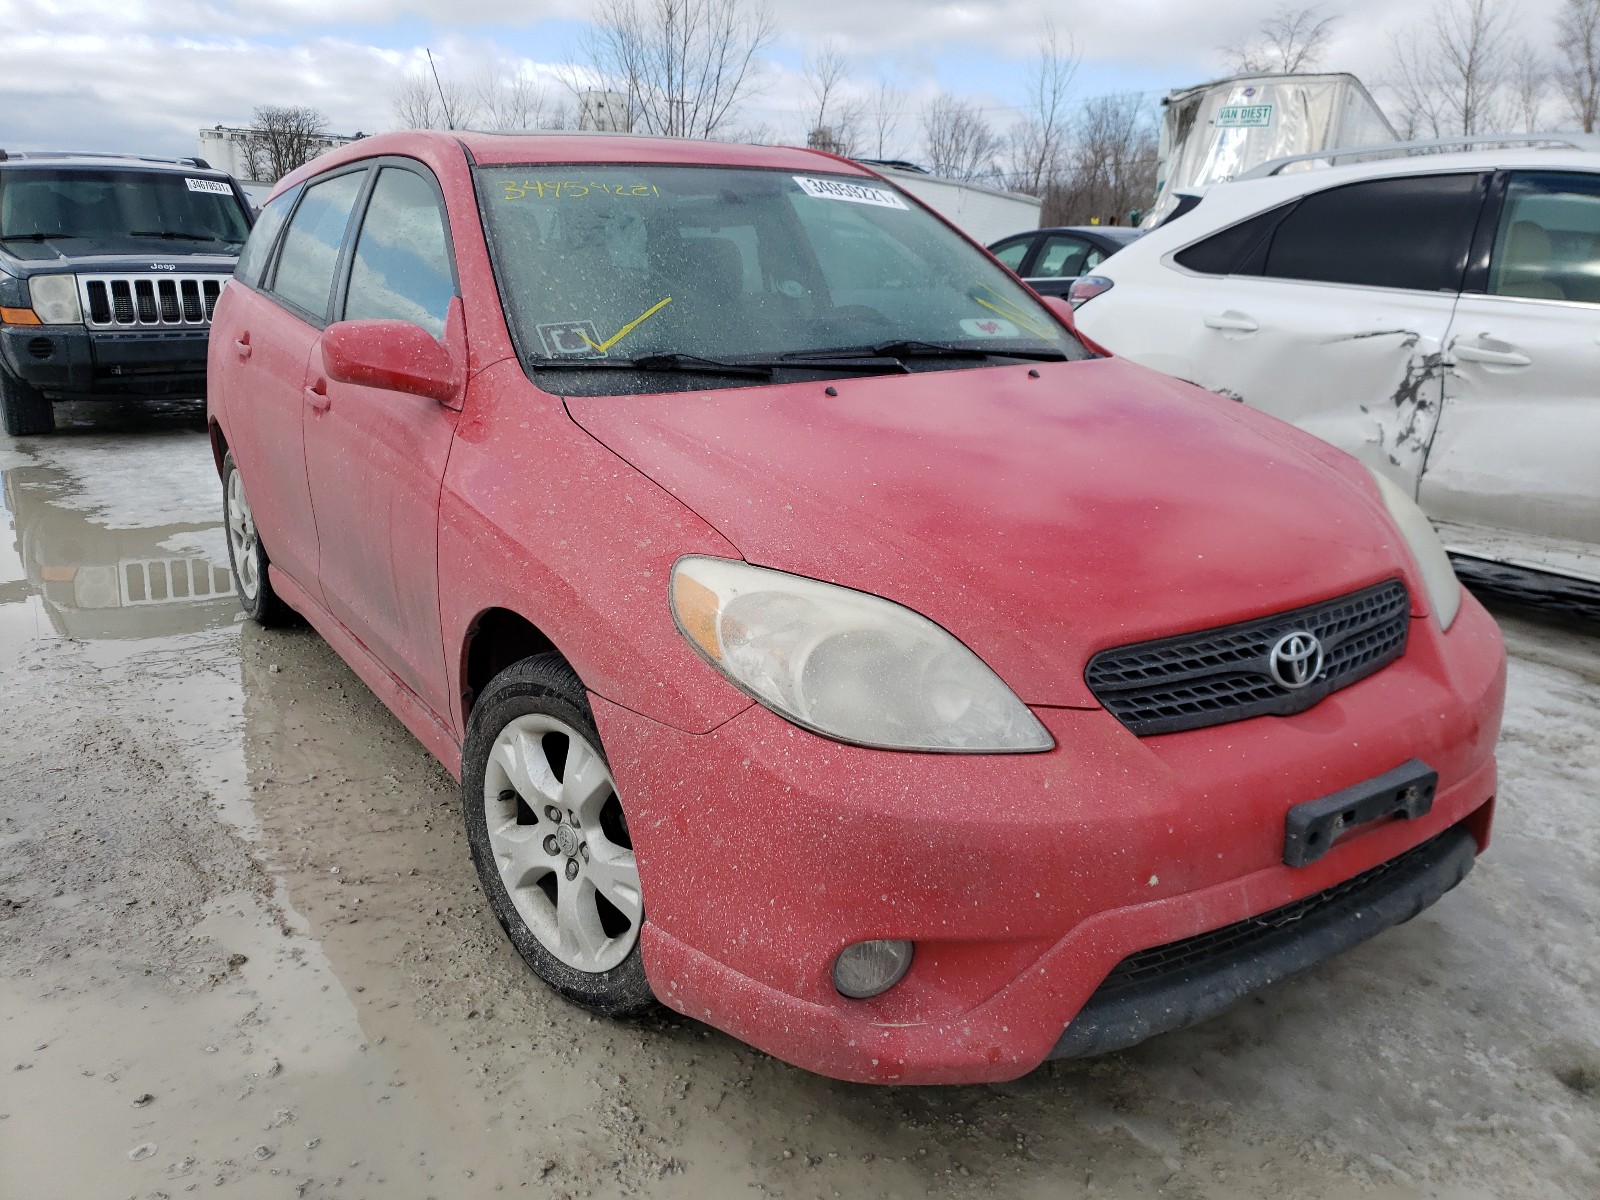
[129,230,232,243]
[790,339,1070,364]
[535,352,774,379]
[535,350,910,378]
[0,232,81,242]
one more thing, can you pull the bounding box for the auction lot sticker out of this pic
[961,317,1020,338]
[537,321,606,358]
[185,177,233,194]
[793,176,908,209]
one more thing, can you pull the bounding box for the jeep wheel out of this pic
[0,371,54,436]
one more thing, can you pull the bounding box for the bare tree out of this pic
[581,0,775,139]
[866,76,907,159]
[392,69,479,131]
[1007,22,1077,195]
[920,94,1003,181]
[245,105,329,182]
[1389,0,1516,137]
[801,41,867,155]
[474,63,574,131]
[1509,44,1550,130]
[1557,0,1600,131]
[1043,93,1158,226]
[1222,5,1339,74]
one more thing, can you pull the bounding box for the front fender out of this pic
[439,359,753,739]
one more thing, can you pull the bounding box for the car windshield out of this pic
[476,164,1087,391]
[0,168,250,246]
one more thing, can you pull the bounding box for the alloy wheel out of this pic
[482,713,642,974]
[225,468,260,601]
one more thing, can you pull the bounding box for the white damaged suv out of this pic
[1071,136,1600,603]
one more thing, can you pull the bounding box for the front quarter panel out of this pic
[440,358,754,738]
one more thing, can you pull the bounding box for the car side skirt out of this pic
[269,565,464,778]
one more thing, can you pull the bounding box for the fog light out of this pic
[832,939,913,999]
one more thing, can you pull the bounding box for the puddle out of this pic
[0,452,239,650]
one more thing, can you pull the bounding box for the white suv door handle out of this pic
[1454,343,1531,367]
[1203,313,1259,333]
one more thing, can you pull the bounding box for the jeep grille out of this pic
[79,275,226,329]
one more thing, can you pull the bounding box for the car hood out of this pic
[1,240,238,271]
[564,357,1412,708]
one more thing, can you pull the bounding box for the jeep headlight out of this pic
[1368,468,1461,630]
[28,276,83,325]
[671,556,1053,752]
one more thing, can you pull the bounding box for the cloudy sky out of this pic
[0,0,1570,163]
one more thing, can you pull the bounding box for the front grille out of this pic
[1096,828,1448,995]
[80,275,226,330]
[1085,580,1410,735]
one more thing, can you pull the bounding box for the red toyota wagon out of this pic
[208,131,1505,1084]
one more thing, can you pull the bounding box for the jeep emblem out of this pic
[151,262,176,271]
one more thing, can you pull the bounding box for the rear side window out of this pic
[1032,235,1093,279]
[1260,173,1483,292]
[269,170,366,321]
[343,167,455,337]
[234,184,301,289]
[991,238,1030,271]
[1490,171,1600,304]
[1175,204,1293,275]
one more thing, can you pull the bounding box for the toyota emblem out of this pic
[1269,631,1324,690]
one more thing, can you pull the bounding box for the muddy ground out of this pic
[1,405,1597,1200]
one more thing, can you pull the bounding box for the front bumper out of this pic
[592,591,1505,1084]
[1,324,209,399]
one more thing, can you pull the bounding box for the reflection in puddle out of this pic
[1,458,238,641]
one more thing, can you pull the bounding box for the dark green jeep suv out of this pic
[0,151,253,435]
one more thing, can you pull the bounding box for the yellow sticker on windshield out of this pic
[577,297,673,353]
[969,284,1056,341]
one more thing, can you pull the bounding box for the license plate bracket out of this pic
[1283,759,1438,867]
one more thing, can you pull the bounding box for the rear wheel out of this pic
[462,653,653,1017]
[0,371,54,436]
[222,450,294,626]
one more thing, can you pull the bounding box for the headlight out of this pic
[671,556,1053,753]
[28,275,83,324]
[1367,468,1461,630]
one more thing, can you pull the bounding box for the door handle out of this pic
[1454,343,1531,367]
[234,333,252,361]
[1203,313,1259,333]
[304,379,331,412]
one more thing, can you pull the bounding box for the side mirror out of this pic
[1038,294,1078,329]
[1038,293,1112,358]
[321,319,458,403]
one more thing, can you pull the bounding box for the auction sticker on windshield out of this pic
[793,177,908,209]
[961,317,1020,338]
[185,177,233,194]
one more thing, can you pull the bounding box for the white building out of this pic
[578,92,630,133]
[197,124,364,190]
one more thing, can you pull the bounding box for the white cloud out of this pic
[0,0,1575,163]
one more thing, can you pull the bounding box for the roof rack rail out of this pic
[1237,133,1600,181]
[0,150,220,169]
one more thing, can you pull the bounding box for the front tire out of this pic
[222,450,294,626]
[462,653,653,1017]
[0,370,54,436]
